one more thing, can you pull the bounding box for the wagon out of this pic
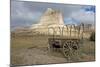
[47,23,89,60]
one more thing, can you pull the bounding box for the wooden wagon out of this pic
[48,23,91,60]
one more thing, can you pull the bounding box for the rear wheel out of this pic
[62,40,79,60]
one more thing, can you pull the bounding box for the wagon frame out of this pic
[47,23,90,60]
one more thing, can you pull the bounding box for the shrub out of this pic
[90,32,95,41]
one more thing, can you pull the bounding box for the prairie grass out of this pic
[11,32,95,65]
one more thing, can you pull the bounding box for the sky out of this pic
[11,0,95,30]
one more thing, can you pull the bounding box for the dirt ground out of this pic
[11,34,95,66]
[11,47,68,65]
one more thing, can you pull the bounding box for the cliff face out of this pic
[30,8,65,35]
[30,8,64,28]
[39,8,64,26]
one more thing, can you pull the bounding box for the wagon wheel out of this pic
[62,40,72,59]
[62,40,79,60]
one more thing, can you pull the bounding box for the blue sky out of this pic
[11,0,95,29]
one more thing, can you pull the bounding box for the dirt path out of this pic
[11,47,68,66]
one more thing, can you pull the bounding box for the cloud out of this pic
[70,6,95,25]
[83,6,95,13]
[11,0,43,28]
[64,18,80,25]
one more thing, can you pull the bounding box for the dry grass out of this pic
[11,32,95,65]
[78,40,95,61]
[11,34,49,49]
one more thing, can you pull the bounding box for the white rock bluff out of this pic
[30,8,67,35]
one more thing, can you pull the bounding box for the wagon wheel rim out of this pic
[62,41,73,58]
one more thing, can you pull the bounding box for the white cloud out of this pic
[11,1,42,22]
[71,9,95,25]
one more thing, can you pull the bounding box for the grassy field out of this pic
[11,32,95,65]
[11,34,49,49]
